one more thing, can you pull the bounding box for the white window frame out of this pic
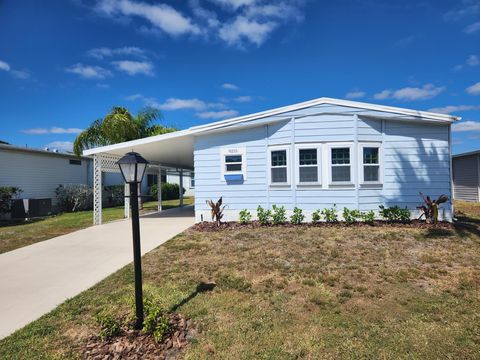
[220,147,247,181]
[328,143,354,186]
[359,143,383,185]
[268,145,291,186]
[295,144,321,186]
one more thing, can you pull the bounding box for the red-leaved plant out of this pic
[417,192,449,224]
[206,197,226,226]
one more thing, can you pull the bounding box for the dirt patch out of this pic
[192,220,454,232]
[84,313,197,360]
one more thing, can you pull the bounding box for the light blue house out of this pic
[85,97,459,223]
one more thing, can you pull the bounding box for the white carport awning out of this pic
[83,130,195,170]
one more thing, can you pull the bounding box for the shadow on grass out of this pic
[170,282,216,312]
[454,214,480,238]
[424,228,456,238]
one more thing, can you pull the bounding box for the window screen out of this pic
[271,150,287,184]
[363,147,380,182]
[331,147,351,182]
[299,148,318,183]
[225,155,242,172]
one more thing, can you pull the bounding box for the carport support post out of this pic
[124,183,130,219]
[179,169,184,207]
[130,183,144,329]
[93,154,102,225]
[157,165,162,211]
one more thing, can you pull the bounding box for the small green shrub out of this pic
[239,209,252,224]
[55,184,93,212]
[321,205,338,223]
[150,182,186,201]
[0,186,22,214]
[379,205,411,223]
[360,210,375,224]
[290,207,305,224]
[272,205,287,224]
[95,312,122,340]
[143,298,169,343]
[312,209,322,223]
[257,205,272,225]
[342,207,361,224]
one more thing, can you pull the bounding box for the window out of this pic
[269,146,290,185]
[190,173,195,188]
[296,146,321,184]
[220,147,247,180]
[330,146,352,184]
[225,155,242,172]
[361,145,381,184]
[147,174,158,187]
[69,159,81,165]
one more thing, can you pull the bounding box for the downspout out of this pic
[449,124,454,220]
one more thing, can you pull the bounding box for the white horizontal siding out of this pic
[0,150,90,205]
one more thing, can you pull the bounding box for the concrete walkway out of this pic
[0,206,195,339]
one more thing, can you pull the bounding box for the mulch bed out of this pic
[84,313,197,360]
[192,220,455,232]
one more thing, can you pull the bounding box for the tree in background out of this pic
[73,107,176,155]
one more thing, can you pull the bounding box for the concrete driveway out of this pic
[0,206,195,339]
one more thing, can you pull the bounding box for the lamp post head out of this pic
[117,152,149,184]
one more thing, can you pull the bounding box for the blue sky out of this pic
[0,0,479,154]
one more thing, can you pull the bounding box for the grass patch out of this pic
[1,204,480,359]
[0,197,194,254]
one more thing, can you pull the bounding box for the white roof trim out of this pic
[84,97,460,156]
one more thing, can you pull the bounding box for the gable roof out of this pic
[84,97,459,159]
[190,97,460,133]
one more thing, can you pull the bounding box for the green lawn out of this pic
[0,197,194,254]
[0,202,479,359]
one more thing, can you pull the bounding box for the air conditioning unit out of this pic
[11,198,52,219]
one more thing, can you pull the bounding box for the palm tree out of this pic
[73,107,176,155]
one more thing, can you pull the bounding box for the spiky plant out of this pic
[417,193,449,224]
[206,197,227,226]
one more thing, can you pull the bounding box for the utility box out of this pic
[11,198,52,218]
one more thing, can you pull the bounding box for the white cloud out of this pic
[96,0,201,36]
[219,16,277,47]
[90,0,306,48]
[374,84,445,101]
[452,120,480,132]
[208,0,257,10]
[0,59,30,79]
[11,69,30,79]
[21,127,83,135]
[428,105,480,114]
[467,55,480,66]
[444,2,480,21]
[345,91,366,99]
[87,46,146,59]
[149,98,208,111]
[234,95,252,102]
[0,60,11,71]
[373,90,391,100]
[112,60,154,76]
[222,83,239,90]
[125,93,144,101]
[465,21,480,33]
[44,141,74,152]
[196,110,239,119]
[466,82,480,95]
[66,63,112,79]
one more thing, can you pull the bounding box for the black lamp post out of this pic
[117,151,149,329]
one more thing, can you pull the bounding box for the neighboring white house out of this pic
[84,97,459,223]
[452,150,480,202]
[0,143,193,209]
